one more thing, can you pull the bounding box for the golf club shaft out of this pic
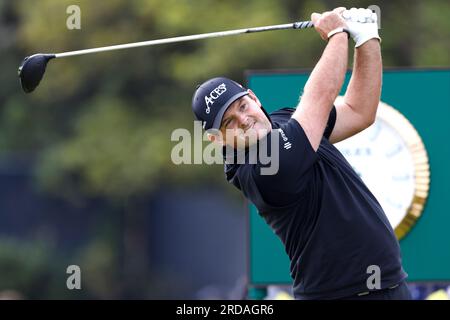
[55,21,313,58]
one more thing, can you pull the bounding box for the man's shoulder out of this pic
[225,159,257,189]
[269,107,295,124]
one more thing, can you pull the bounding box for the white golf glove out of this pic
[342,8,380,47]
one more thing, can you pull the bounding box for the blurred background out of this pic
[0,0,449,299]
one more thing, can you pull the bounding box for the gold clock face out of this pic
[334,100,430,240]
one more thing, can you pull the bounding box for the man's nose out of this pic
[237,114,249,129]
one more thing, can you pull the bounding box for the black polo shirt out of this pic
[225,107,407,300]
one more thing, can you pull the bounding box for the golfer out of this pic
[192,7,411,300]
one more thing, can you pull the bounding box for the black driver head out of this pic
[18,53,56,93]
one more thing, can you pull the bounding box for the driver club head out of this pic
[18,53,55,93]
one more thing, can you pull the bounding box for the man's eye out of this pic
[240,104,246,111]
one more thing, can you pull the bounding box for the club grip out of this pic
[293,21,314,29]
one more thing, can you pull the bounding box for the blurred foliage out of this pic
[77,237,120,299]
[0,238,58,299]
[0,235,122,299]
[0,0,449,300]
[1,0,450,202]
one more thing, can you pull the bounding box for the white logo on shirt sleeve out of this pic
[278,128,292,150]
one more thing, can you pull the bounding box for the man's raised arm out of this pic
[329,8,382,143]
[292,7,349,151]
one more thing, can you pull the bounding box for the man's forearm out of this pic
[344,39,382,122]
[302,33,348,112]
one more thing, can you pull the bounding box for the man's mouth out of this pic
[244,122,255,132]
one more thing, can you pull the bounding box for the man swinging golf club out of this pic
[192,7,412,300]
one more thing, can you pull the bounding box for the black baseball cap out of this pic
[192,77,249,130]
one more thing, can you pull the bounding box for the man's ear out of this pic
[207,132,224,145]
[248,89,262,107]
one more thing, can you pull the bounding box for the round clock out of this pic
[334,99,430,240]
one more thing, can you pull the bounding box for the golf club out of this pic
[18,20,313,93]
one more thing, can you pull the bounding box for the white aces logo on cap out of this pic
[204,83,227,114]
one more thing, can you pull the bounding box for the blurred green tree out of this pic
[1,0,449,300]
[2,0,447,201]
[0,238,61,299]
